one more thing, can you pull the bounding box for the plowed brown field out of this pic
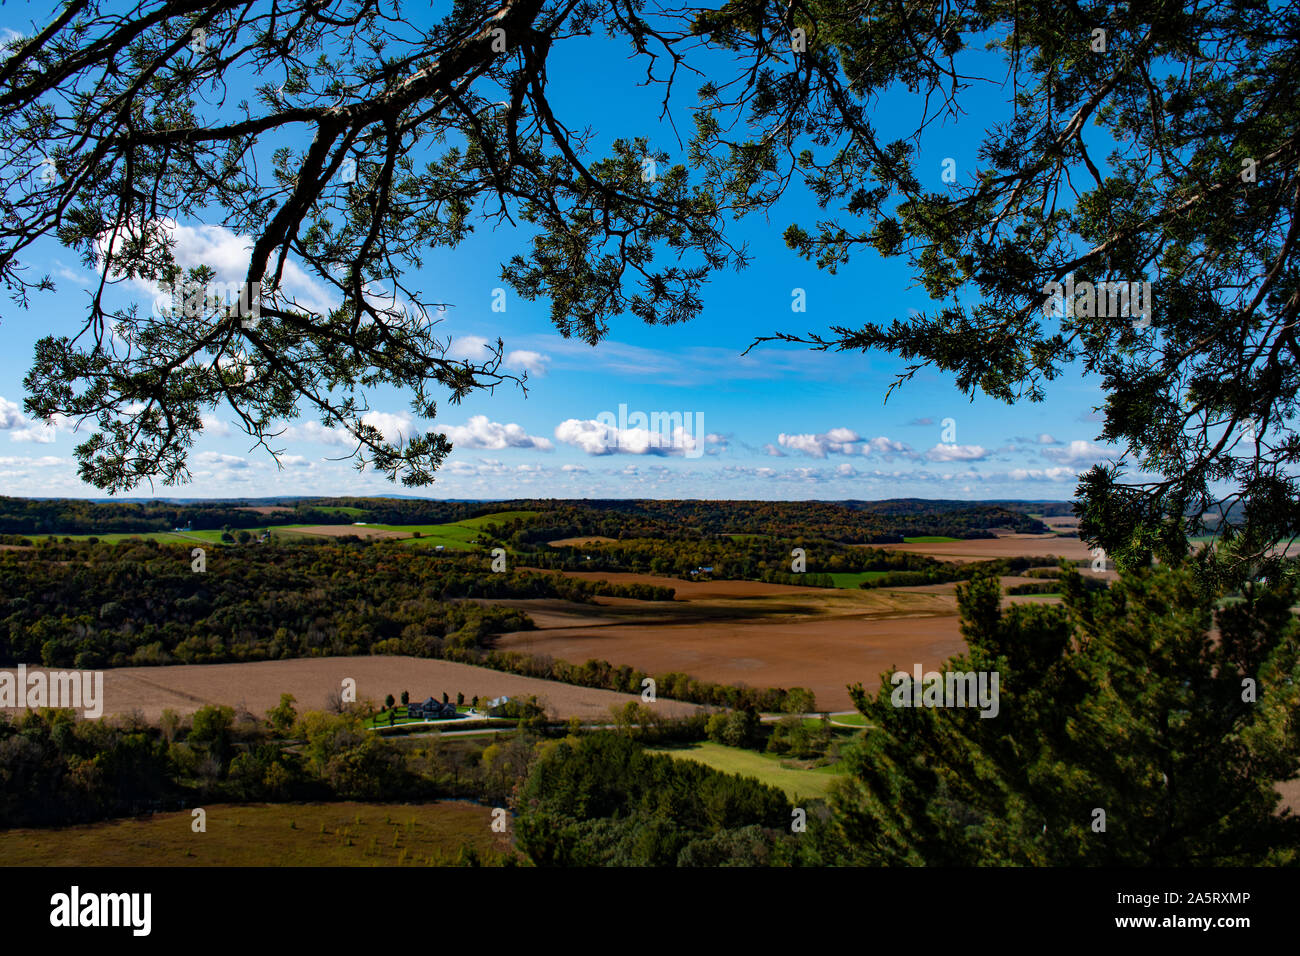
[0,657,705,722]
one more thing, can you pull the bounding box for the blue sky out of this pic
[0,6,1117,501]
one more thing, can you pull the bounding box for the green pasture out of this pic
[828,570,892,588]
[648,741,846,802]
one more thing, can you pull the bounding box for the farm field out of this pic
[267,511,538,550]
[58,531,202,544]
[829,571,891,588]
[497,580,966,711]
[0,656,706,722]
[876,533,1095,563]
[0,801,511,866]
[648,742,846,801]
[44,509,537,550]
[530,568,834,600]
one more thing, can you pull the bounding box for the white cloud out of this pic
[1042,440,1113,467]
[447,336,493,362]
[925,443,989,462]
[0,455,65,468]
[554,418,701,456]
[360,411,414,444]
[561,464,588,473]
[283,420,351,447]
[281,411,415,448]
[1004,467,1078,481]
[202,414,233,437]
[107,221,335,319]
[195,451,249,469]
[777,428,860,457]
[762,443,786,457]
[437,415,553,451]
[505,350,549,376]
[0,397,27,430]
[6,409,73,444]
[0,397,77,443]
[860,436,915,460]
[836,463,858,477]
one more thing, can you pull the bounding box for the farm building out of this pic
[407,696,457,720]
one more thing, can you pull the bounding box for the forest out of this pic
[0,538,675,668]
[0,496,1053,542]
[0,537,813,713]
[0,701,838,866]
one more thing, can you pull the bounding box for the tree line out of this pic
[0,538,671,669]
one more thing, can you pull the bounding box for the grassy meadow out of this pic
[0,801,514,866]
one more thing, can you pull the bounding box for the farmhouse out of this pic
[406,696,457,720]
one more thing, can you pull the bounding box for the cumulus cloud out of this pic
[0,397,73,444]
[505,350,549,376]
[0,397,73,443]
[283,420,350,446]
[925,443,989,462]
[777,427,860,457]
[436,415,553,451]
[762,443,786,457]
[360,411,415,444]
[1042,440,1113,467]
[1011,433,1061,446]
[195,451,249,469]
[110,221,334,319]
[0,397,23,430]
[202,414,233,437]
[860,436,915,460]
[281,410,416,447]
[446,335,492,362]
[1003,466,1078,481]
[554,418,701,456]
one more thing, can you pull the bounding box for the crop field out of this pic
[46,510,537,551]
[877,533,1096,563]
[0,801,513,866]
[0,656,708,722]
[497,578,965,711]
